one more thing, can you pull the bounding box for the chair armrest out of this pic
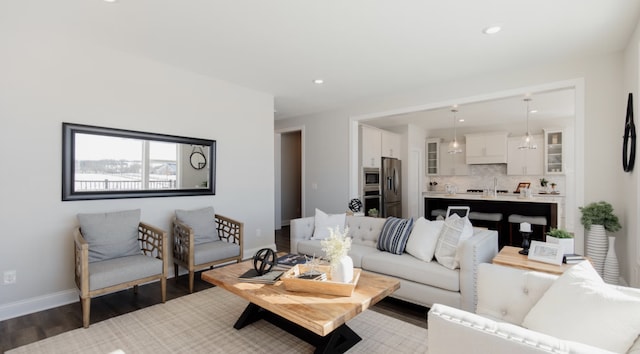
[215,214,244,259]
[139,222,168,276]
[74,228,89,296]
[428,304,615,354]
[458,229,499,312]
[290,216,315,254]
[173,218,194,266]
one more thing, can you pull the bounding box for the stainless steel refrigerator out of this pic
[381,157,402,218]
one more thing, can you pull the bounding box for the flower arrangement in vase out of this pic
[321,226,353,283]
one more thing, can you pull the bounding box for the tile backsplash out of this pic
[426,164,565,195]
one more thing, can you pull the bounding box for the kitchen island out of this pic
[424,192,562,247]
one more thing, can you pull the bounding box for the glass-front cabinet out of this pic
[544,129,563,174]
[426,138,440,175]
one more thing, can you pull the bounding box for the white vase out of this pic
[585,224,607,277]
[604,236,620,285]
[331,255,354,283]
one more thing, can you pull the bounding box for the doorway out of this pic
[275,128,304,229]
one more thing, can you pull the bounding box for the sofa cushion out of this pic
[296,239,378,268]
[193,240,240,265]
[522,260,640,353]
[346,215,386,248]
[362,251,460,292]
[78,209,141,263]
[88,254,163,291]
[311,208,346,240]
[377,217,414,255]
[175,207,218,245]
[405,217,444,262]
[434,214,473,269]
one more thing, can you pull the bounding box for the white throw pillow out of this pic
[434,214,473,269]
[522,261,640,353]
[311,208,346,240]
[405,217,444,262]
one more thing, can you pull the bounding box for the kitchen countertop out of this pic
[423,191,563,204]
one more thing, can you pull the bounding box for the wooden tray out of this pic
[281,264,361,297]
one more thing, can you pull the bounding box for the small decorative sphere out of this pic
[349,198,363,212]
[253,248,276,275]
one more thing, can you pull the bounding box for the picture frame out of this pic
[527,241,564,265]
[514,182,531,193]
[446,206,470,218]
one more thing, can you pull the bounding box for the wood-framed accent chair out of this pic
[173,207,243,293]
[74,209,168,328]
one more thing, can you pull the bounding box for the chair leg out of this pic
[189,271,195,293]
[81,296,91,328]
[133,284,138,294]
[161,276,167,303]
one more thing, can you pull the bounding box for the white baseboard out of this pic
[0,288,78,321]
[1,247,280,322]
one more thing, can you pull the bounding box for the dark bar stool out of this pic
[508,214,547,246]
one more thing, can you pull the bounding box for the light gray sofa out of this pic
[290,215,498,312]
[428,263,640,353]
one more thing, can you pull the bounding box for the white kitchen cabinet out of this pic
[381,130,401,158]
[425,138,440,175]
[465,132,508,164]
[360,125,382,168]
[507,135,544,175]
[439,142,469,176]
[545,129,564,174]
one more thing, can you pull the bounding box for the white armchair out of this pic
[428,262,640,353]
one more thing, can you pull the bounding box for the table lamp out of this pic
[519,222,532,255]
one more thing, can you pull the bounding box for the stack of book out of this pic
[296,270,327,281]
[276,253,309,268]
[238,269,284,284]
[563,254,587,264]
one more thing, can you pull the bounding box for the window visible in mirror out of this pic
[62,123,216,201]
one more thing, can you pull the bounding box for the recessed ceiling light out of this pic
[104,0,117,2]
[313,79,324,85]
[482,26,502,35]
[530,109,538,114]
[458,119,465,122]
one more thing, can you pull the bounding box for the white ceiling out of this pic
[5,1,640,121]
[364,88,576,131]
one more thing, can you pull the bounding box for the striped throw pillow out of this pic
[378,217,414,255]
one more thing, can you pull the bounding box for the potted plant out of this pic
[546,227,574,255]
[321,226,353,283]
[539,178,548,187]
[368,208,379,218]
[579,201,621,278]
[579,201,621,232]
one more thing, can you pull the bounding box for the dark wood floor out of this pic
[1,227,428,352]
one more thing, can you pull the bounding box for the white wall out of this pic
[623,20,640,286]
[0,27,275,319]
[276,51,636,284]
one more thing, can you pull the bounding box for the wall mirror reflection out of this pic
[62,123,216,201]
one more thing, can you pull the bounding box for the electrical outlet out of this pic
[4,270,16,284]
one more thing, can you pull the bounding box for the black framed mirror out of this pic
[62,122,216,201]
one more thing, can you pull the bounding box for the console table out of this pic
[492,246,572,275]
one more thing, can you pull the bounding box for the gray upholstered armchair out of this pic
[173,207,243,293]
[74,209,168,328]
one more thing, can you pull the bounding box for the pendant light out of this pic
[448,108,462,154]
[518,97,537,150]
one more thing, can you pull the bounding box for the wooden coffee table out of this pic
[202,260,400,354]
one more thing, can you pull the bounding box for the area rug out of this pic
[8,287,428,353]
